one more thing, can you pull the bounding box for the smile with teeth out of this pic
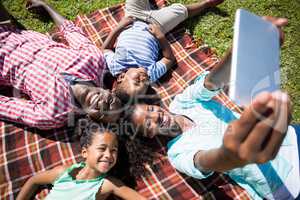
[98,160,113,168]
[160,113,170,128]
[90,94,99,106]
[99,160,112,164]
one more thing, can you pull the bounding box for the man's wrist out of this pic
[218,146,247,169]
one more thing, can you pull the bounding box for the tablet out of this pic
[228,9,280,106]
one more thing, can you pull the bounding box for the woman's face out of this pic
[130,104,180,138]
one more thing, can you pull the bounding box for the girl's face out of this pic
[82,131,118,174]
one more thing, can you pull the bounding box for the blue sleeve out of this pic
[104,50,118,76]
[175,71,220,101]
[148,60,167,82]
[168,148,214,179]
[169,71,222,114]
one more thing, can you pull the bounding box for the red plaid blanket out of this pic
[0,1,251,199]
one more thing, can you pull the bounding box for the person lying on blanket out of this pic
[123,17,300,200]
[17,122,146,200]
[0,1,122,130]
[102,0,224,103]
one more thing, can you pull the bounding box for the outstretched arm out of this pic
[194,91,291,172]
[26,0,66,26]
[0,95,69,130]
[102,177,146,200]
[16,165,67,200]
[27,0,104,53]
[101,17,134,51]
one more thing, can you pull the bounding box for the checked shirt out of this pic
[0,21,105,129]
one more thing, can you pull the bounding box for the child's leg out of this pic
[148,3,188,34]
[149,0,224,34]
[125,0,151,22]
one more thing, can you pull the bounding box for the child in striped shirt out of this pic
[102,0,224,103]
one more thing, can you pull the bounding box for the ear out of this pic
[81,147,88,159]
[116,73,126,84]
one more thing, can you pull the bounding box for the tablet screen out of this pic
[229,9,280,106]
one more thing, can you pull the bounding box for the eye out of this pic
[98,147,106,152]
[148,106,154,112]
[111,148,118,154]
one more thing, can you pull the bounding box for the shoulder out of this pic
[103,176,123,188]
[46,164,70,179]
[53,164,70,174]
[97,176,123,197]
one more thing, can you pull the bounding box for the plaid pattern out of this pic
[0,0,250,199]
[0,20,105,130]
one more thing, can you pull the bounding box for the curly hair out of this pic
[75,118,113,148]
[120,106,158,178]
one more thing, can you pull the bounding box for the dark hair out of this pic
[75,118,117,149]
[120,105,157,178]
[114,81,131,104]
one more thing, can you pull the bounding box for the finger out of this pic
[234,92,272,141]
[271,91,290,136]
[262,16,288,27]
[257,128,286,163]
[240,100,276,155]
[278,28,285,45]
[262,16,288,45]
[256,92,290,163]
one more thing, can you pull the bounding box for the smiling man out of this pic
[0,1,122,129]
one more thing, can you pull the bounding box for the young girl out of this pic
[16,122,146,200]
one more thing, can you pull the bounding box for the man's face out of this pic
[130,104,180,138]
[79,86,122,123]
[117,67,150,98]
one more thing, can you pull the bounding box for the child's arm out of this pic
[100,177,146,200]
[101,17,135,51]
[148,24,176,71]
[16,165,68,200]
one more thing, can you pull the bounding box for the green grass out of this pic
[2,0,300,123]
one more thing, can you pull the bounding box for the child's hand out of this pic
[148,24,165,39]
[118,16,135,28]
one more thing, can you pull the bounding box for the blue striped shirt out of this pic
[104,21,167,83]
